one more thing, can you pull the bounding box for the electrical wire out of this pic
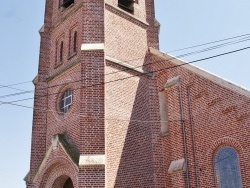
[35,35,250,78]
[0,46,249,106]
[0,37,249,100]
[167,33,250,53]
[0,33,249,91]
[0,81,31,88]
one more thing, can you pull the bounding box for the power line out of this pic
[19,33,250,82]
[0,90,34,99]
[168,33,250,53]
[0,46,249,105]
[154,46,250,73]
[0,99,182,124]
[0,81,31,89]
[36,35,250,78]
[1,36,249,100]
[0,85,27,92]
[1,95,249,126]
[105,36,250,76]
[1,33,249,97]
[0,33,249,92]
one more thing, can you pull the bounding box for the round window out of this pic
[60,89,73,113]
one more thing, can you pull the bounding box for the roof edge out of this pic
[149,47,250,98]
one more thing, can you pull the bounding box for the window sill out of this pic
[67,52,77,60]
[54,61,62,69]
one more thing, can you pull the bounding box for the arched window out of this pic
[73,31,77,53]
[214,146,242,188]
[60,41,63,62]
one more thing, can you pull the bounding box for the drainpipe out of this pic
[187,86,200,188]
[163,76,190,188]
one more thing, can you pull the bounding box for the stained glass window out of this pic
[214,146,242,188]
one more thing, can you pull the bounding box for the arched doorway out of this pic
[63,178,74,188]
[52,175,74,188]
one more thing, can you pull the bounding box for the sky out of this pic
[0,1,249,187]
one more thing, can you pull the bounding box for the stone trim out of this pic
[81,43,105,51]
[163,76,180,89]
[23,171,30,182]
[149,47,250,98]
[168,158,186,174]
[79,155,105,166]
[105,56,152,76]
[32,75,38,85]
[159,76,181,136]
[158,92,169,136]
[39,25,44,33]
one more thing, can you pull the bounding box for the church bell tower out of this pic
[25,0,159,187]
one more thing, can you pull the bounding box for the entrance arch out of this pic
[63,178,74,188]
[52,175,74,188]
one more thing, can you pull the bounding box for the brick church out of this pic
[24,0,250,187]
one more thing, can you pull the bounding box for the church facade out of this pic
[25,0,250,187]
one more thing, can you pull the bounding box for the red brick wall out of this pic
[47,64,82,150]
[29,0,106,187]
[105,61,155,187]
[104,1,160,187]
[151,54,250,187]
[29,0,53,182]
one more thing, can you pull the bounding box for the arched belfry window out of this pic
[118,0,134,13]
[61,0,74,9]
[214,146,242,188]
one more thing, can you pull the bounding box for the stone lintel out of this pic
[79,155,105,166]
[168,158,186,174]
[81,43,105,51]
[39,25,44,33]
[164,76,180,89]
[158,91,169,136]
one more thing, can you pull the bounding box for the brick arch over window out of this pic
[208,137,243,156]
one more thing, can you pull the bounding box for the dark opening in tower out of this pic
[118,0,134,13]
[62,0,74,9]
